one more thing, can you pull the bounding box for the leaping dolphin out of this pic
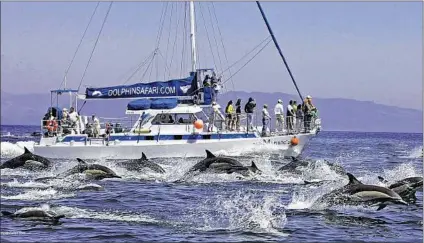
[0,147,51,170]
[378,175,423,203]
[35,158,121,181]
[1,208,65,223]
[179,150,261,181]
[278,157,346,176]
[116,152,165,174]
[313,173,408,211]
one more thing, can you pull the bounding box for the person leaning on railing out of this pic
[225,100,236,131]
[296,104,304,133]
[235,98,242,132]
[303,95,317,132]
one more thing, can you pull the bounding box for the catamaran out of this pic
[33,1,322,160]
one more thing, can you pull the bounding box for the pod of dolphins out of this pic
[0,147,422,222]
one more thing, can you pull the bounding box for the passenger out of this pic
[68,107,80,134]
[61,108,71,135]
[244,97,256,131]
[296,104,304,133]
[303,95,317,132]
[261,104,271,137]
[203,75,211,87]
[286,100,294,134]
[225,100,235,131]
[92,114,101,138]
[292,100,297,129]
[274,99,284,133]
[208,101,221,132]
[235,99,242,132]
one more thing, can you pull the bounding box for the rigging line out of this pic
[199,3,217,71]
[140,51,157,81]
[211,2,235,91]
[256,1,303,101]
[221,38,272,86]
[168,3,182,79]
[217,35,271,77]
[155,2,168,48]
[157,49,170,76]
[187,38,271,97]
[77,2,113,92]
[59,2,100,90]
[122,49,157,84]
[207,4,223,74]
[180,2,188,77]
[164,2,174,79]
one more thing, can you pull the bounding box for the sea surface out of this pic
[0,125,423,243]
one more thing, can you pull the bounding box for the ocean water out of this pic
[0,125,422,243]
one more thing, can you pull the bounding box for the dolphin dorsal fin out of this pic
[24,147,31,154]
[377,176,388,183]
[205,150,216,158]
[251,161,258,170]
[76,158,87,165]
[291,156,298,162]
[346,173,363,185]
[141,152,148,161]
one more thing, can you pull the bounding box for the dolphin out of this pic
[0,147,51,170]
[278,157,346,176]
[35,158,121,181]
[116,152,165,174]
[378,175,423,203]
[181,150,261,180]
[313,173,408,211]
[1,209,65,223]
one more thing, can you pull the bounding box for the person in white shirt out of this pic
[262,104,271,136]
[286,100,294,133]
[68,107,80,134]
[274,99,284,132]
[92,114,101,138]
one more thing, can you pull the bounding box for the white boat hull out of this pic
[33,132,315,160]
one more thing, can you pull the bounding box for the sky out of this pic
[1,1,422,110]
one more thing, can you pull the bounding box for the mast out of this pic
[189,1,197,73]
[256,1,304,101]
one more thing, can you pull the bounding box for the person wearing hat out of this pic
[303,95,316,132]
[274,99,284,133]
[92,114,101,138]
[262,104,271,136]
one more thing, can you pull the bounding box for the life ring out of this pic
[46,120,58,132]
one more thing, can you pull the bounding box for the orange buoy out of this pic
[290,136,299,146]
[194,119,204,129]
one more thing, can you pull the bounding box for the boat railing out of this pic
[40,110,321,139]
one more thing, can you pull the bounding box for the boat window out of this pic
[175,114,196,124]
[195,111,209,122]
[152,114,175,125]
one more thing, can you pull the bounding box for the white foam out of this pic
[1,188,75,201]
[1,141,35,158]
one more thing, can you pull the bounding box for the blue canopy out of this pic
[85,74,197,99]
[127,98,178,110]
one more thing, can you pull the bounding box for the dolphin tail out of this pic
[141,152,148,161]
[24,147,31,154]
[346,173,363,185]
[376,204,387,211]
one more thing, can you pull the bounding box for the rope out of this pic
[221,38,272,86]
[199,3,217,71]
[180,2,188,77]
[218,35,271,77]
[211,2,235,91]
[77,2,113,92]
[207,4,224,76]
[123,49,157,84]
[168,3,182,79]
[59,2,100,90]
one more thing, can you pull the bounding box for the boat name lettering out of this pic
[262,139,289,145]
[108,86,177,97]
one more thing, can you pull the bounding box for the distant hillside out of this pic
[1,91,422,133]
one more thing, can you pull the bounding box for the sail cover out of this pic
[85,74,197,99]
